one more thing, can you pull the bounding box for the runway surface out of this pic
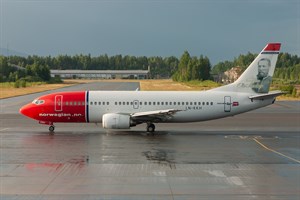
[0,82,299,199]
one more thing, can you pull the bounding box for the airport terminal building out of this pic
[50,69,150,79]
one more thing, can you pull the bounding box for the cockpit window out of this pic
[32,99,45,105]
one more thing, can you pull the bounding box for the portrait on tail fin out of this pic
[252,58,272,93]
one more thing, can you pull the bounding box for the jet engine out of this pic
[102,113,132,129]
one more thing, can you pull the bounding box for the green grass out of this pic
[0,82,46,88]
[184,80,221,88]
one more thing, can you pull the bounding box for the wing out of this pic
[130,109,182,123]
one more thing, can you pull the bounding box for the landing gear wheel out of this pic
[147,123,155,133]
[49,125,55,133]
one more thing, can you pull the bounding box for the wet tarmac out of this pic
[0,82,299,199]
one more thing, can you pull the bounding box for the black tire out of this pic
[49,125,55,132]
[147,124,155,132]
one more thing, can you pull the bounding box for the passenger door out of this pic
[55,95,63,112]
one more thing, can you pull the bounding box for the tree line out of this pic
[1,51,299,84]
[1,52,211,83]
[2,54,179,80]
[0,56,51,83]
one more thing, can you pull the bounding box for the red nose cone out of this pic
[20,104,33,119]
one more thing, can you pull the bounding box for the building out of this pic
[50,70,150,79]
[222,67,243,83]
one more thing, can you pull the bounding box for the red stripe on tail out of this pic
[263,43,281,51]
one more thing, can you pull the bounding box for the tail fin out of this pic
[213,43,281,94]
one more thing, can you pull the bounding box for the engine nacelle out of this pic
[102,113,131,129]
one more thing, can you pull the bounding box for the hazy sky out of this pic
[1,0,299,64]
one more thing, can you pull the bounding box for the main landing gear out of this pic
[146,123,155,133]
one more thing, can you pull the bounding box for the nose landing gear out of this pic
[39,121,55,134]
[49,125,55,133]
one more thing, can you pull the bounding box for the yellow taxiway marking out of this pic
[253,138,300,164]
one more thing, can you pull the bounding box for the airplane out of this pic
[20,43,284,134]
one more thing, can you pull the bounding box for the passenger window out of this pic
[115,102,117,105]
[140,102,142,105]
[153,102,156,105]
[149,102,151,105]
[202,102,205,105]
[99,102,101,105]
[206,102,209,105]
[94,102,97,105]
[190,102,193,105]
[198,102,201,105]
[130,102,133,105]
[107,102,109,105]
[194,102,197,105]
[186,102,189,105]
[90,102,93,105]
[211,102,213,105]
[174,102,176,105]
[170,102,172,105]
[119,102,121,105]
[166,102,168,105]
[123,102,125,105]
[66,102,69,106]
[144,102,147,105]
[161,102,164,105]
[157,102,160,105]
[127,102,129,105]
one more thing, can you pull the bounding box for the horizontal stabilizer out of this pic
[249,90,285,100]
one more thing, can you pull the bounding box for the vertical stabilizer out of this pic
[213,43,281,94]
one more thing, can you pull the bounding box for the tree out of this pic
[0,56,14,81]
[39,65,51,81]
[199,55,211,80]
[174,51,191,81]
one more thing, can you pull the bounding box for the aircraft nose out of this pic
[20,104,34,118]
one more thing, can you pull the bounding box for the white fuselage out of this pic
[88,90,273,123]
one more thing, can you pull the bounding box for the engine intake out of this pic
[102,113,131,129]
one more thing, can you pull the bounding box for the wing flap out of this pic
[131,109,181,118]
[130,109,182,122]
